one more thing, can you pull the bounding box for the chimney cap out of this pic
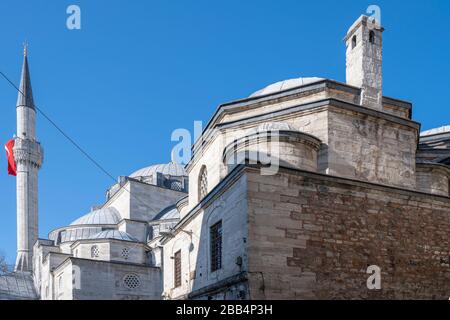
[344,15,384,42]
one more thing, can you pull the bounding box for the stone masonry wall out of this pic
[416,164,450,196]
[246,167,450,300]
[70,258,161,300]
[327,107,418,189]
[163,173,248,300]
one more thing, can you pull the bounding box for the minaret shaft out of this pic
[13,52,43,273]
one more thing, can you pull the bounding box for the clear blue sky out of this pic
[1,0,449,264]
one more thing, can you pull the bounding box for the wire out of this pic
[0,70,116,182]
[0,68,162,214]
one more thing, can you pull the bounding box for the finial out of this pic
[23,41,28,57]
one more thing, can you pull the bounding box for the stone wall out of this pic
[106,180,186,221]
[129,181,186,221]
[416,163,450,196]
[41,252,72,300]
[118,219,148,242]
[59,258,161,300]
[186,96,416,214]
[72,240,147,264]
[327,106,418,188]
[33,241,60,298]
[246,166,450,300]
[186,109,329,214]
[162,173,249,300]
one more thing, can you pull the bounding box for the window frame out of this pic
[198,165,208,201]
[210,221,223,273]
[91,245,99,258]
[174,250,182,288]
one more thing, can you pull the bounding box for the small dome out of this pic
[60,227,103,243]
[70,207,120,226]
[88,230,138,242]
[153,205,180,221]
[250,77,324,98]
[421,125,450,137]
[130,162,186,179]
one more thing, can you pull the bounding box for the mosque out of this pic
[1,15,449,300]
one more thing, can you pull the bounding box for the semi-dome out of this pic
[70,207,121,226]
[250,77,324,98]
[130,162,187,178]
[152,205,180,221]
[88,230,138,242]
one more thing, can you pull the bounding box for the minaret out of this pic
[345,15,384,110]
[13,45,43,272]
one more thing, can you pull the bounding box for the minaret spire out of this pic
[13,45,43,272]
[17,42,35,112]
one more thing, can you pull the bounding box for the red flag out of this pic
[4,139,16,176]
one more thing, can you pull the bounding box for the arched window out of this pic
[352,35,357,49]
[198,166,208,201]
[91,245,99,258]
[369,31,375,44]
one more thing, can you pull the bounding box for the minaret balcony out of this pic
[13,137,44,168]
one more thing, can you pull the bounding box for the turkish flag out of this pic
[4,139,16,176]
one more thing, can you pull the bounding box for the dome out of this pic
[88,230,138,242]
[70,207,121,226]
[130,162,187,178]
[421,125,450,137]
[60,227,103,243]
[250,77,324,98]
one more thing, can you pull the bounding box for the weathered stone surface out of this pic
[246,168,450,300]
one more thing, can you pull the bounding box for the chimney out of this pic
[345,15,384,110]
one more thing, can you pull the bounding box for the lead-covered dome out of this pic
[250,77,324,98]
[70,207,121,226]
[421,125,450,137]
[88,230,138,242]
[130,162,186,178]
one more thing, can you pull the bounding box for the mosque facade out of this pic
[1,15,449,300]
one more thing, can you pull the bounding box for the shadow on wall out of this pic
[165,167,251,300]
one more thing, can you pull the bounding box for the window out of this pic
[369,31,375,44]
[198,166,208,201]
[121,247,130,260]
[174,250,182,288]
[123,274,141,289]
[352,35,357,49]
[91,245,99,258]
[210,221,223,272]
